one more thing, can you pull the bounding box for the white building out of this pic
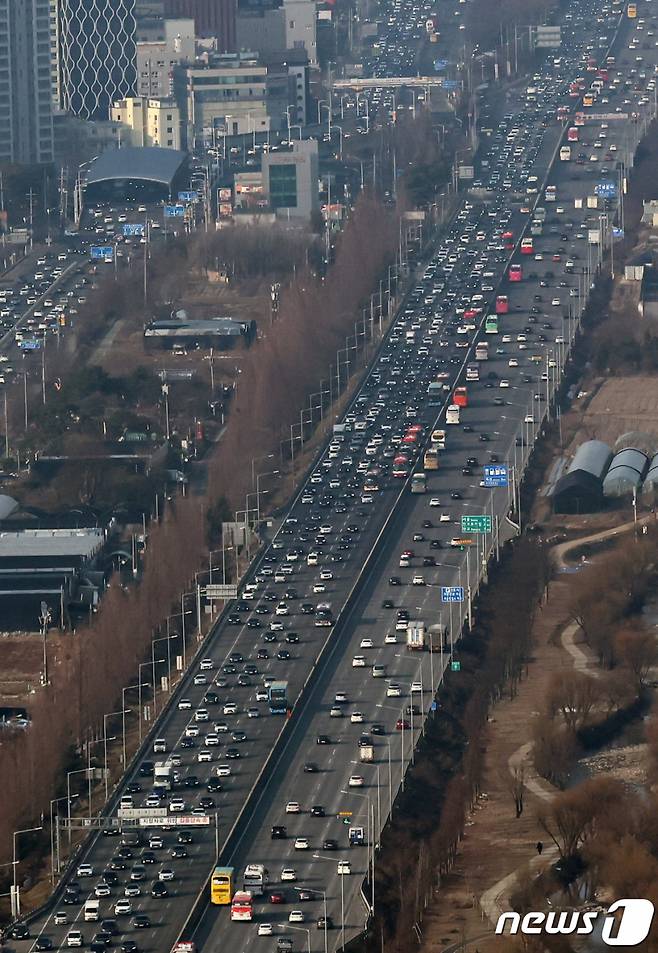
[136,17,194,98]
[111,96,181,149]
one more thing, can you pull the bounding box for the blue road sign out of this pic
[441,586,464,604]
[164,205,185,218]
[430,701,438,711]
[90,245,113,260]
[122,223,144,237]
[484,464,509,488]
[434,59,448,70]
[19,339,41,350]
[178,191,197,203]
[612,227,624,239]
[442,80,459,91]
[595,180,617,198]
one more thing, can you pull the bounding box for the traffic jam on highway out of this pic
[10,1,658,952]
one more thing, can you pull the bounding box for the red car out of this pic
[396,719,411,731]
[269,892,286,904]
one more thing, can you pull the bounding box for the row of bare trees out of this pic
[372,540,550,953]
[0,194,399,886]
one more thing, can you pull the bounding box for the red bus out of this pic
[521,237,534,255]
[502,230,514,250]
[230,892,253,922]
[574,111,585,126]
[567,126,579,141]
[453,386,468,408]
[569,82,580,97]
[508,264,522,282]
[495,295,509,315]
[556,105,569,121]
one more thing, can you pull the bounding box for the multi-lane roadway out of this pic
[10,1,658,952]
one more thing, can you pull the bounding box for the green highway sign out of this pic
[450,660,461,672]
[460,514,492,534]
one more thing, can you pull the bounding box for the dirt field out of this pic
[565,375,658,451]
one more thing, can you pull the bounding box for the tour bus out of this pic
[628,3,637,18]
[423,448,439,471]
[509,264,522,282]
[475,341,489,361]
[485,315,499,334]
[574,112,585,126]
[410,472,427,493]
[210,867,235,905]
[502,230,514,250]
[521,237,534,255]
[567,127,579,142]
[583,93,594,107]
[495,295,509,315]
[445,404,461,425]
[466,362,480,382]
[453,386,468,408]
[559,145,571,161]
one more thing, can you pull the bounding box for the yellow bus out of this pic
[628,3,637,17]
[423,449,439,471]
[210,866,234,905]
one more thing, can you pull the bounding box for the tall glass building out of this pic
[55,0,137,119]
[0,0,54,164]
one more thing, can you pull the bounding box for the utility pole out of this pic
[3,391,8,459]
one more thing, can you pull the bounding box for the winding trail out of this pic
[438,516,647,950]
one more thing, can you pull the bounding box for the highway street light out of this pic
[50,795,77,884]
[340,787,375,916]
[313,852,345,949]
[294,887,327,953]
[12,825,42,918]
[285,923,311,953]
[122,683,140,766]
[104,709,130,800]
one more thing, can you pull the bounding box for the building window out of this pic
[268,163,297,209]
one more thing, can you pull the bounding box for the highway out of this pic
[10,0,657,952]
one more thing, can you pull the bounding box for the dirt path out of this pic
[419,521,637,953]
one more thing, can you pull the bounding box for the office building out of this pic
[55,0,138,119]
[136,18,195,97]
[111,96,182,149]
[237,0,317,67]
[163,0,237,49]
[0,0,54,165]
[262,138,318,220]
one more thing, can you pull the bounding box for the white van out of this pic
[84,899,100,921]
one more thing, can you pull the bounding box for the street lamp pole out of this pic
[13,826,43,917]
[122,683,139,766]
[104,709,130,800]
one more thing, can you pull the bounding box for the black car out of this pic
[263,632,277,642]
[152,881,168,898]
[177,831,193,844]
[100,920,118,935]
[126,781,141,794]
[35,938,53,951]
[430,539,442,549]
[272,825,287,839]
[382,598,395,608]
[141,851,157,864]
[389,576,401,585]
[247,619,262,628]
[180,738,196,749]
[285,632,299,643]
[228,614,241,625]
[171,845,188,858]
[139,761,154,777]
[9,924,30,940]
[184,775,200,787]
[451,491,462,500]
[371,723,385,735]
[301,603,315,614]
[203,691,220,705]
[257,648,270,659]
[310,805,325,817]
[121,942,139,953]
[317,916,334,930]
[133,914,151,929]
[316,735,331,745]
[323,839,338,850]
[207,779,222,793]
[277,649,291,661]
[479,433,490,442]
[304,762,318,773]
[199,796,215,809]
[225,747,240,759]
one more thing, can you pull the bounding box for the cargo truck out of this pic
[359,742,374,762]
[154,761,173,790]
[406,621,426,650]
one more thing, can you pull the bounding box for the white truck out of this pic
[154,761,173,790]
[359,742,375,763]
[406,621,426,650]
